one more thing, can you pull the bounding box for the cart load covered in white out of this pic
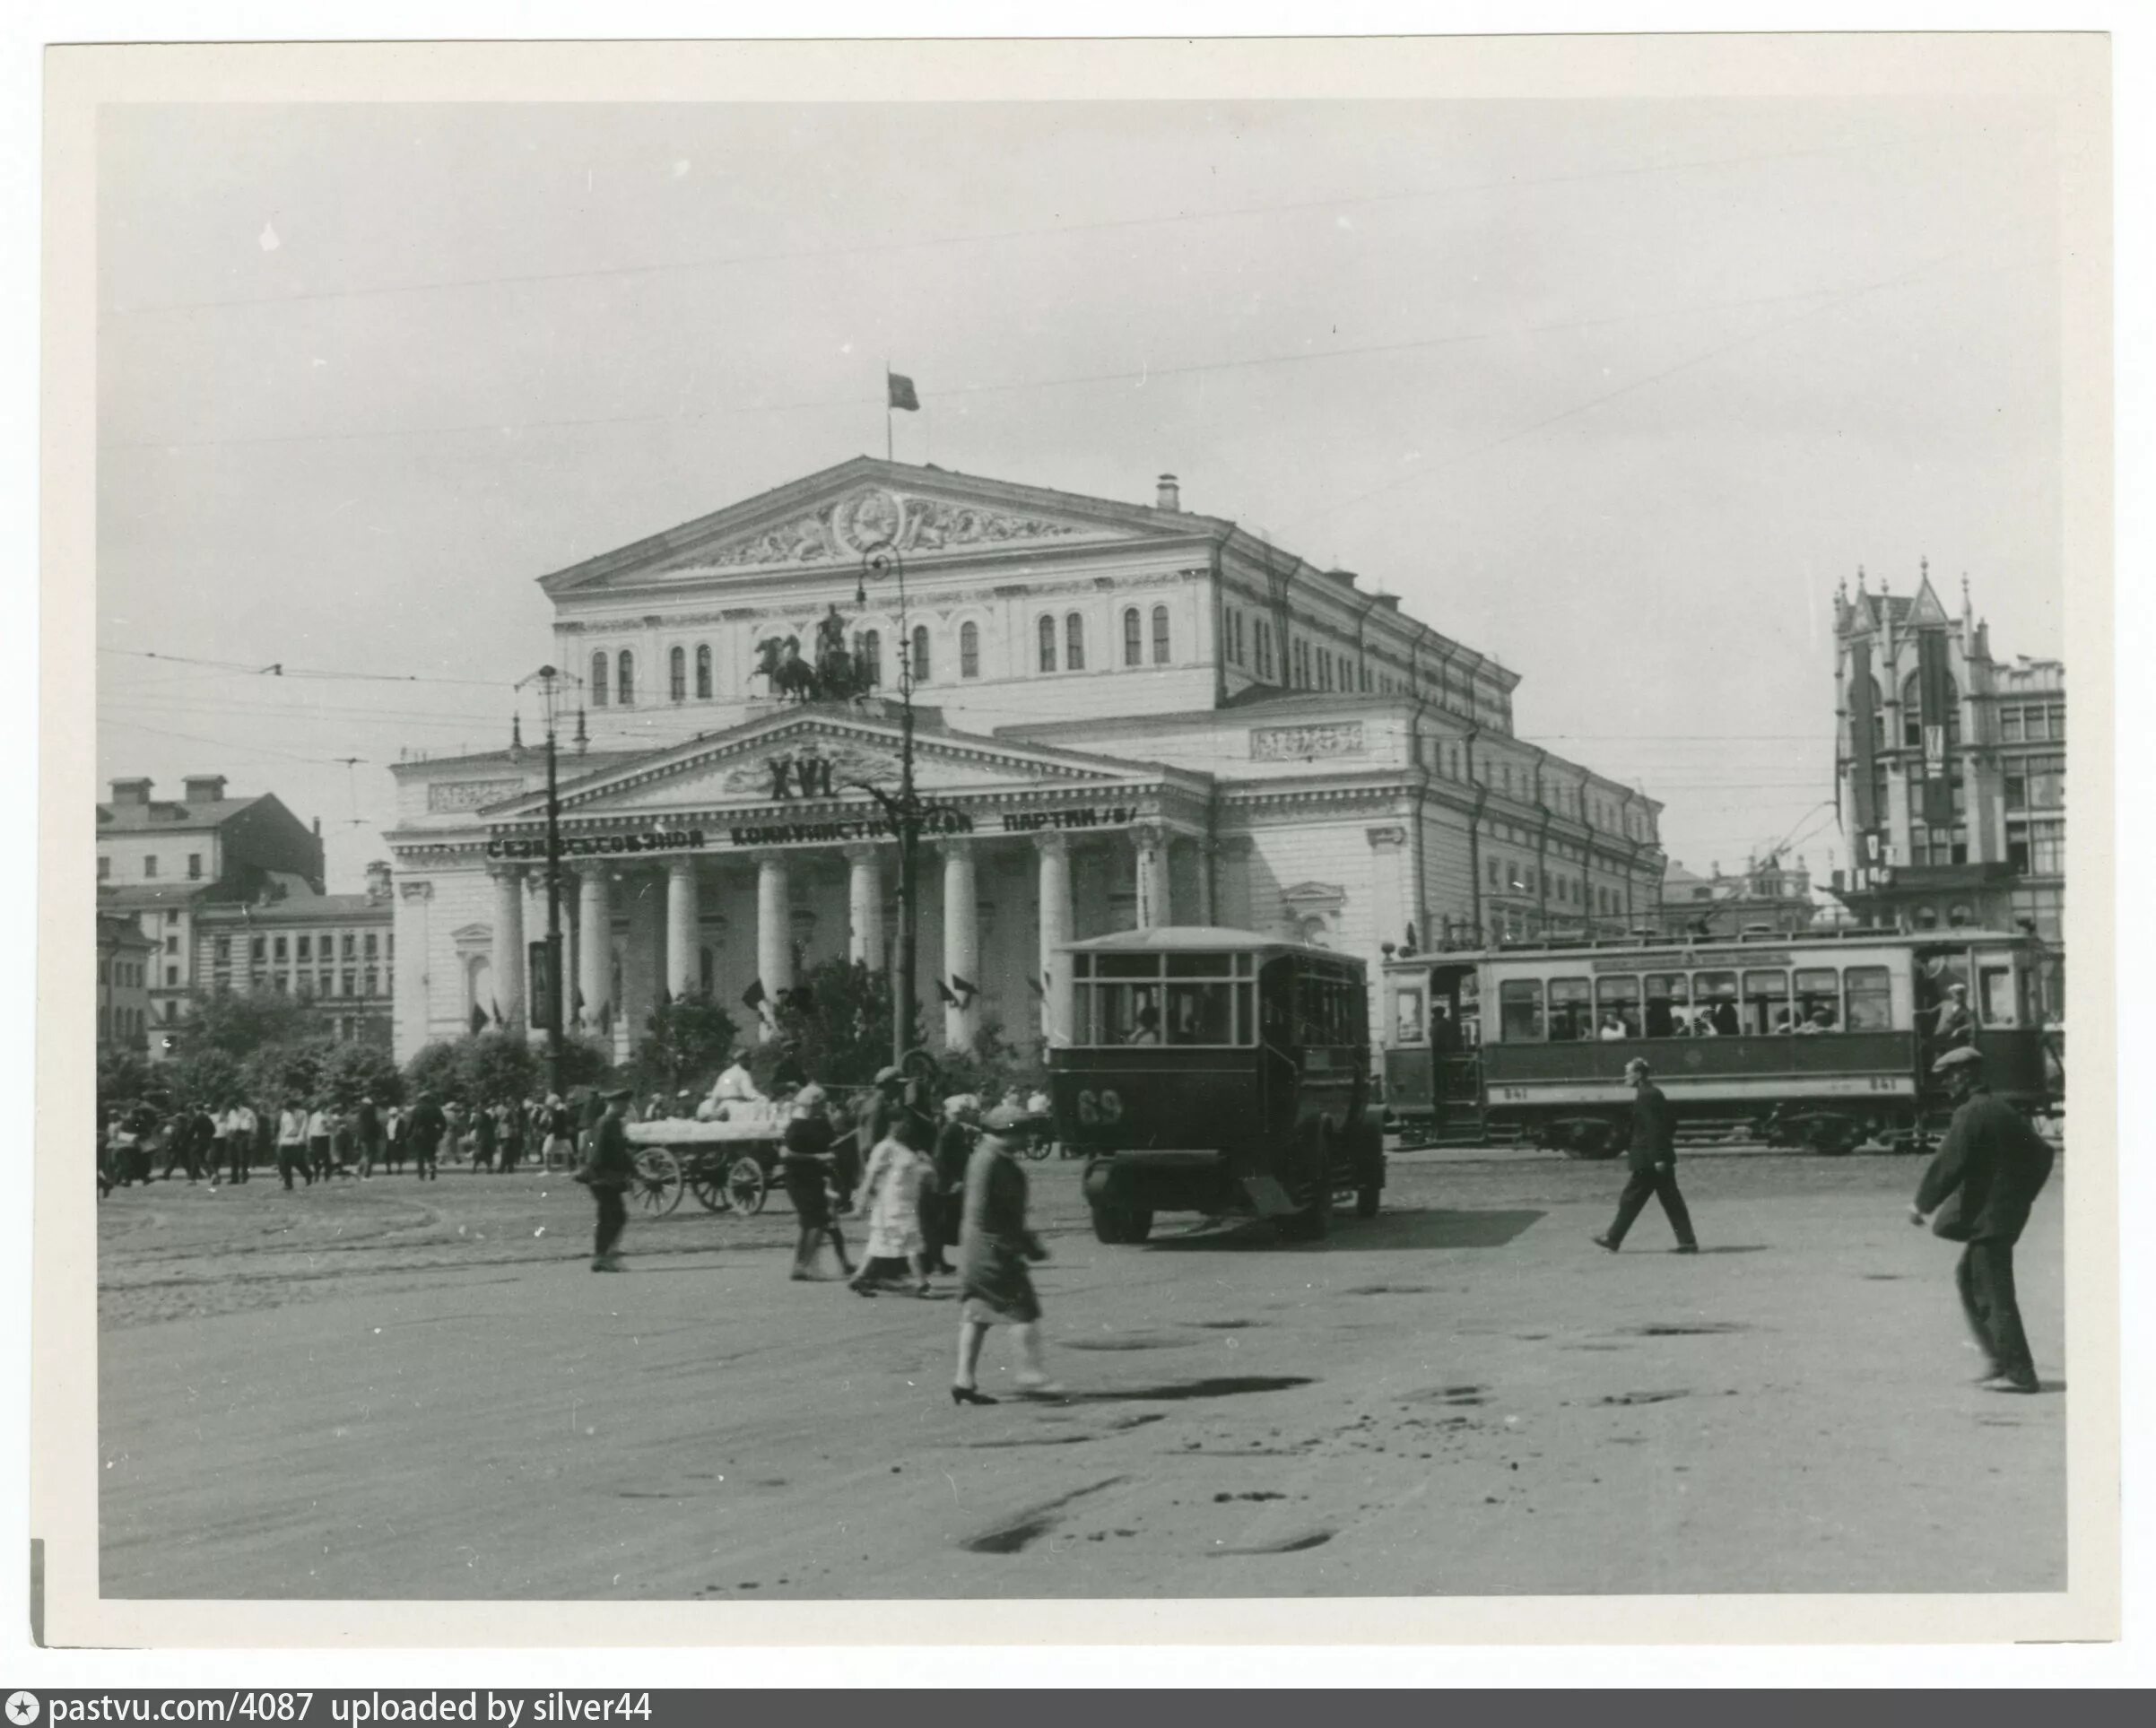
[626,1099,791,1148]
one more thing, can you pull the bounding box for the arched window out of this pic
[959,621,979,679]
[695,643,713,699]
[1038,615,1057,673]
[911,623,931,684]
[668,646,686,702]
[857,630,882,688]
[1123,607,1143,667]
[615,650,636,707]
[589,650,609,707]
[1065,612,1085,672]
[1900,671,1960,747]
[1152,605,1169,664]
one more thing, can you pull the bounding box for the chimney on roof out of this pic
[182,774,227,804]
[312,817,322,838]
[1155,473,1181,513]
[364,860,393,903]
[109,777,152,807]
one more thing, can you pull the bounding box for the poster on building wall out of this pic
[1917,628,1955,826]
[1847,636,1878,831]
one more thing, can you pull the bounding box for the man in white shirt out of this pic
[276,1102,310,1189]
[703,1052,766,1116]
[305,1102,335,1183]
[223,1102,256,1185]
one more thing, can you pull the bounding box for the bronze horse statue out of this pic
[756,610,876,705]
[754,635,820,703]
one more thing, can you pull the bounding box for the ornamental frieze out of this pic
[1250,721,1367,761]
[653,484,1095,575]
[427,777,528,812]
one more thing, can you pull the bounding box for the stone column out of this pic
[755,852,793,1041]
[1367,825,1409,952]
[942,841,980,1051]
[1134,822,1172,930]
[846,845,884,971]
[577,866,613,1032]
[393,880,433,1063]
[491,866,527,1034]
[1036,833,1074,1046]
[665,857,700,1000]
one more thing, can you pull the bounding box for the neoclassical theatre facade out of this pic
[386,458,1666,1062]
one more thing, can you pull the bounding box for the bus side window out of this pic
[1499,978,1545,1041]
[1548,977,1592,1041]
[1694,971,1740,1037]
[1595,974,1642,1038]
[1844,965,1893,1031]
[1644,972,1689,1038]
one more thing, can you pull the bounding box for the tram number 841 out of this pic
[1074,1088,1126,1125]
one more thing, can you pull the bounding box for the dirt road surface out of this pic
[98,1149,2064,1600]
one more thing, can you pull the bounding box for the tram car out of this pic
[1050,928,1386,1243]
[1379,925,2058,1156]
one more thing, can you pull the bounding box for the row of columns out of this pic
[486,821,1200,1051]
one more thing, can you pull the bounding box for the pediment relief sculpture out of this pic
[657,484,1092,574]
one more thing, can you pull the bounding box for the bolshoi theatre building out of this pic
[385,457,1666,1063]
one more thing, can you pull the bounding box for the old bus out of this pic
[1049,928,1386,1242]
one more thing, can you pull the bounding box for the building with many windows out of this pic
[96,774,326,1048]
[1830,566,2065,1007]
[96,911,154,1054]
[387,457,1665,1061]
[189,862,396,1047]
[1657,852,1821,939]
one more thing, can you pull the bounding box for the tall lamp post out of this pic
[854,543,927,1065]
[517,664,583,1099]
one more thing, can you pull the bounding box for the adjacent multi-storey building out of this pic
[96,910,154,1055]
[97,774,326,1047]
[1830,565,2065,1009]
[387,457,1667,1062]
[188,862,396,1048]
[1658,852,1820,939]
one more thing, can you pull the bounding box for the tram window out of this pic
[1793,968,1840,1031]
[1394,986,1426,1046]
[1235,983,1255,1045]
[1595,975,1642,1038]
[1643,972,1690,1038]
[1165,983,1235,1045]
[1548,977,1593,1041]
[1099,953,1159,979]
[1744,970,1792,1035]
[1088,984,1158,1044]
[1844,966,1892,1032]
[1499,979,1544,1041]
[1979,966,2016,1026]
[1694,972,1741,1037]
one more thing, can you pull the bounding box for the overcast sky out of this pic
[96,98,2064,892]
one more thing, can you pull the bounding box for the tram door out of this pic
[1428,963,1481,1114]
[1257,957,1302,1143]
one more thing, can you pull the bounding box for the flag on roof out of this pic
[887,371,919,412]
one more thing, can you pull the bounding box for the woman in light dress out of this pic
[848,1122,933,1298]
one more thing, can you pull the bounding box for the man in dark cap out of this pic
[1909,1046,2056,1393]
[581,1086,638,1272]
[1593,1056,1699,1255]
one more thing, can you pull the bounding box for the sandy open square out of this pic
[97,1149,2064,1602]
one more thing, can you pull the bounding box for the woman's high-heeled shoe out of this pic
[950,1385,996,1406]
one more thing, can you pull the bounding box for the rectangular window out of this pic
[297,934,311,961]
[318,969,333,997]
[342,968,356,998]
[1743,970,1791,1035]
[1979,965,2017,1026]
[1152,606,1170,665]
[187,854,203,880]
[2004,770,2027,811]
[364,933,378,959]
[251,936,266,963]
[1793,967,1839,1030]
[165,965,178,987]
[213,937,230,963]
[1595,975,1642,1038]
[164,934,178,954]
[1498,978,1544,1042]
[343,933,356,960]
[2029,818,2064,874]
[143,855,158,878]
[363,967,378,998]
[2047,704,2065,741]
[2001,707,2023,742]
[2027,755,2065,809]
[1693,971,1739,1036]
[273,936,287,961]
[1844,965,1892,1031]
[1547,977,1593,1041]
[1643,972,1690,1038]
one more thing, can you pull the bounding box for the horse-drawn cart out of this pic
[623,1105,793,1217]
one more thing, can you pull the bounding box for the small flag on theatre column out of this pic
[935,978,959,1007]
[742,977,771,1025]
[469,1002,489,1037]
[951,973,978,1006]
[886,371,919,412]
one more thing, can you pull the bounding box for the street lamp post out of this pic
[519,664,581,1099]
[856,545,926,1065]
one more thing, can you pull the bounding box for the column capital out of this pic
[840,841,882,864]
[487,861,526,882]
[665,854,698,879]
[1366,823,1410,850]
[1033,829,1072,857]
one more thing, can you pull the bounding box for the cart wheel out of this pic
[723,1152,769,1216]
[688,1162,730,1212]
[1021,1134,1052,1162]
[632,1147,685,1215]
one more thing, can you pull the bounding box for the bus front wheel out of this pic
[1091,1201,1153,1245]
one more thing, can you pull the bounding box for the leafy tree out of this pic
[177,986,313,1059]
[554,1035,616,1095]
[626,994,739,1096]
[752,958,893,1091]
[242,1038,326,1107]
[167,1046,247,1112]
[402,1039,465,1103]
[935,1018,1047,1107]
[97,1046,169,1116]
[461,1031,540,1107]
[317,1039,404,1110]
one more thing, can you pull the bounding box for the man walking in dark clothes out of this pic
[1910,1046,2056,1393]
[354,1096,383,1178]
[1594,1057,1699,1254]
[581,1087,637,1272]
[408,1091,447,1180]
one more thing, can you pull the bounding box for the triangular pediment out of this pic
[487,705,1167,823]
[539,456,1214,594]
[1907,577,1951,628]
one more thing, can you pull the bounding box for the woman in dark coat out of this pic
[782,1087,855,1282]
[952,1103,1056,1404]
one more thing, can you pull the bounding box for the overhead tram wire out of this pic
[107,133,1952,319]
[99,646,514,690]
